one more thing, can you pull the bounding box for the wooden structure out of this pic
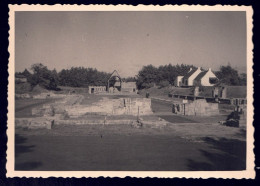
[107,70,122,92]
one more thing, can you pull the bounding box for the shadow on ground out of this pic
[187,137,246,171]
[15,134,42,170]
[234,128,246,139]
[15,161,43,170]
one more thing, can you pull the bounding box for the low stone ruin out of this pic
[18,95,154,129]
[32,96,152,118]
[66,97,152,117]
[88,86,106,94]
[16,117,54,129]
[172,99,219,116]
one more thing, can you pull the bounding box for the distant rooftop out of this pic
[183,68,198,79]
[194,71,208,81]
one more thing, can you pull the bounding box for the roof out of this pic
[108,70,121,81]
[183,68,198,79]
[194,71,208,81]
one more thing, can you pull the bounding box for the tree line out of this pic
[15,63,247,91]
[15,63,138,90]
[136,64,247,89]
[136,64,195,89]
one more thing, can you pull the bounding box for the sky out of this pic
[15,11,246,77]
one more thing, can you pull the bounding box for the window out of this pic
[209,78,218,84]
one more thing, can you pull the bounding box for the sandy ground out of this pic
[15,122,246,171]
[14,95,246,171]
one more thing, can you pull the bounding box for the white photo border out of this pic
[7,4,255,179]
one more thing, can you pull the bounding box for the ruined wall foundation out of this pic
[173,99,219,116]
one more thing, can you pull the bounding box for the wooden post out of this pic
[137,106,140,121]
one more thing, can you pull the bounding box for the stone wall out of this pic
[32,95,152,119]
[66,98,152,116]
[26,95,154,129]
[173,99,219,116]
[88,86,106,94]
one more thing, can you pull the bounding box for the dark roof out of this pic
[194,71,208,81]
[108,70,122,81]
[183,68,198,79]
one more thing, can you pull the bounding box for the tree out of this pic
[136,63,195,89]
[58,67,110,87]
[29,63,59,90]
[136,65,158,89]
[122,77,136,82]
[157,80,170,88]
[239,73,247,86]
[21,68,32,78]
[215,65,241,86]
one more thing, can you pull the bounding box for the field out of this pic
[15,92,246,171]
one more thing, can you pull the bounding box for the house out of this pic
[182,67,202,86]
[107,70,137,93]
[174,76,184,87]
[175,67,218,87]
[15,74,27,83]
[88,86,106,94]
[193,68,218,86]
[121,82,137,93]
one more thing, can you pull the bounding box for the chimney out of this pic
[198,67,201,70]
[208,68,212,71]
[189,67,192,72]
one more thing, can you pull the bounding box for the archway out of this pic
[107,70,122,92]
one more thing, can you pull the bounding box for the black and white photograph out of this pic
[7,5,254,178]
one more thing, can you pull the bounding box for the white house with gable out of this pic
[193,68,218,86]
[175,67,218,87]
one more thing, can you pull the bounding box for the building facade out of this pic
[176,67,218,87]
[121,82,137,93]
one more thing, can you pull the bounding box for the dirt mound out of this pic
[31,85,49,94]
[15,82,32,94]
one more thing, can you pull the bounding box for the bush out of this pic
[157,80,170,88]
[140,82,154,89]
